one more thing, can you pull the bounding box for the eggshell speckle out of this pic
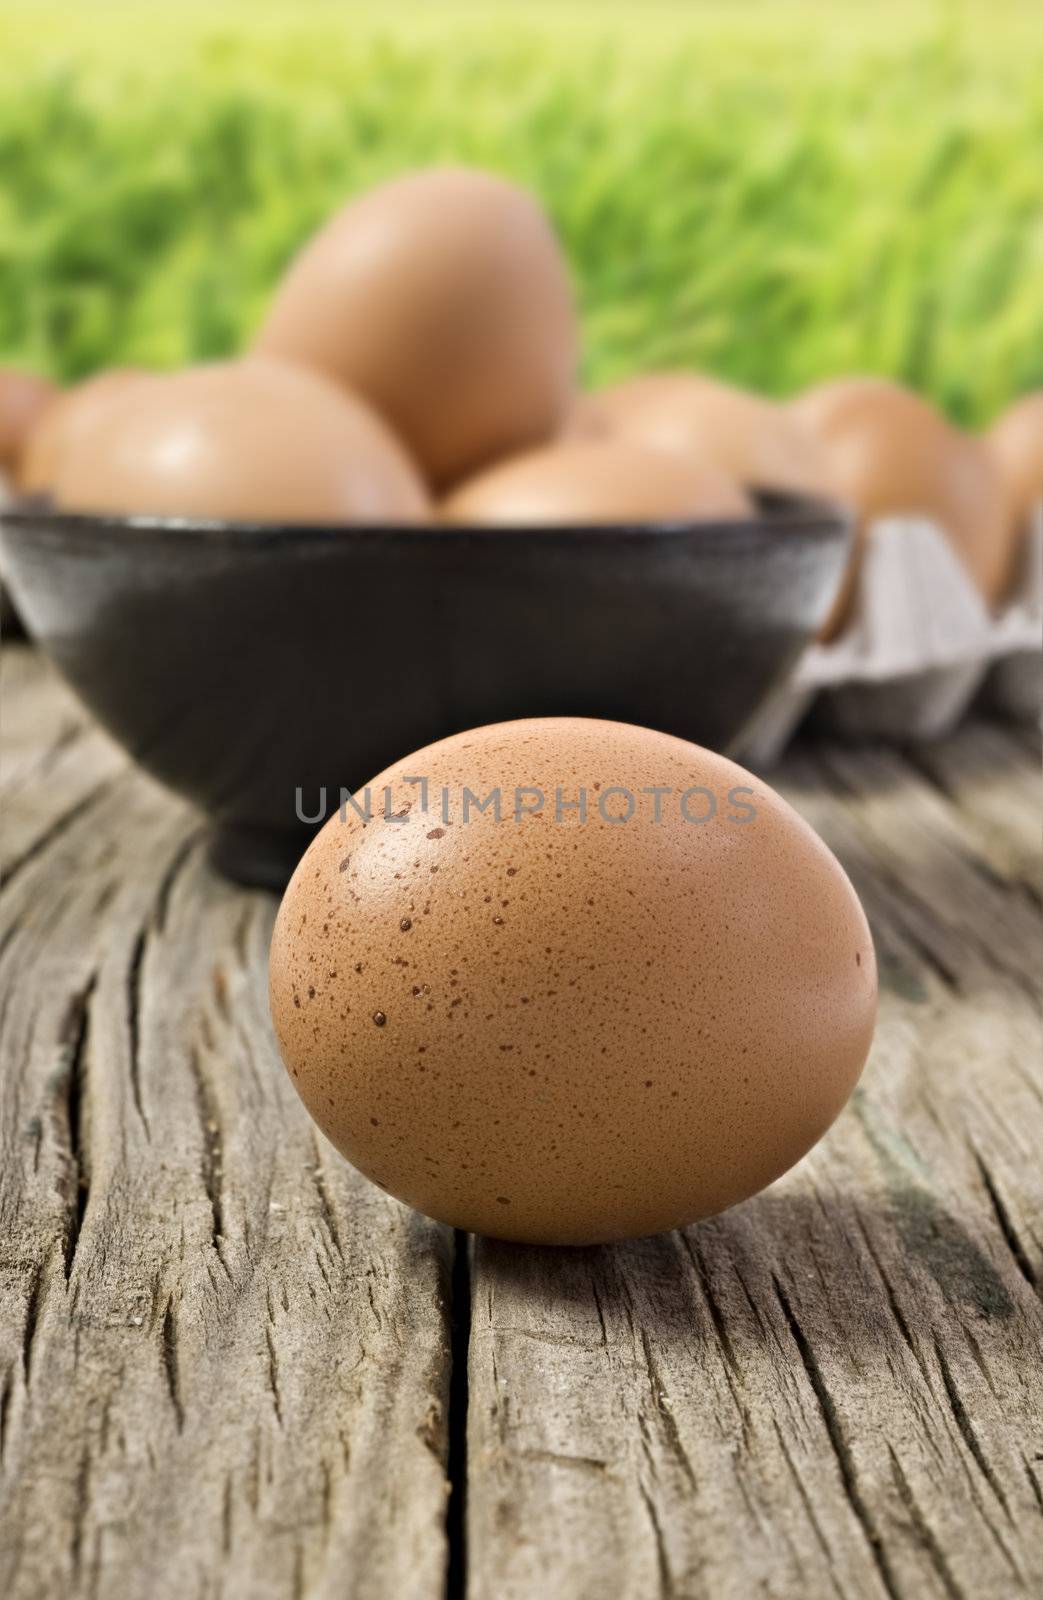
[269,717,877,1244]
[53,359,430,523]
[440,438,752,524]
[255,166,579,489]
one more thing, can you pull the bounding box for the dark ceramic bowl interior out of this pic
[0,493,850,888]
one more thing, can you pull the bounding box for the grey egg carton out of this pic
[739,503,1043,765]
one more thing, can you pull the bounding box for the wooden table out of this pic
[1,642,1041,1600]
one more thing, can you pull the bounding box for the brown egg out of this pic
[568,372,834,498]
[254,166,579,489]
[20,368,151,494]
[440,438,752,524]
[792,377,1012,636]
[988,391,1043,532]
[0,367,60,474]
[269,717,877,1244]
[54,359,430,523]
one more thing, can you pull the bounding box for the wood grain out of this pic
[0,649,453,1600]
[2,647,1041,1600]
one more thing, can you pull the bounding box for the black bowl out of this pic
[0,494,850,887]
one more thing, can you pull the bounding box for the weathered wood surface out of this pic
[0,647,452,1600]
[2,644,1042,1600]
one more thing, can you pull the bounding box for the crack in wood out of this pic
[125,927,150,1139]
[1,775,119,891]
[521,1450,609,1473]
[637,1474,676,1599]
[20,1264,44,1386]
[886,1444,967,1600]
[970,1147,1038,1293]
[264,1324,284,1430]
[589,1274,608,1348]
[220,1474,234,1555]
[3,716,85,792]
[232,904,253,968]
[639,1326,698,1493]
[160,1296,184,1433]
[1023,1457,1043,1517]
[444,1229,470,1600]
[0,1369,12,1465]
[310,1138,344,1258]
[771,1275,902,1600]
[680,1232,742,1377]
[185,1043,227,1269]
[153,830,204,934]
[852,1208,932,1387]
[57,975,97,1282]
[770,1419,848,1600]
[68,1446,91,1583]
[930,1339,1014,1534]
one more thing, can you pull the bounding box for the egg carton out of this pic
[739,502,1043,765]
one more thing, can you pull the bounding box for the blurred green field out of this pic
[1,1,1041,425]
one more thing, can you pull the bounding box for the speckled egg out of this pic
[269,718,877,1244]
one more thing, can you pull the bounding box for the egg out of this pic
[269,717,877,1244]
[988,391,1043,532]
[0,367,59,475]
[568,372,834,498]
[53,359,430,523]
[440,438,752,524]
[792,377,1012,636]
[20,368,152,494]
[254,166,579,489]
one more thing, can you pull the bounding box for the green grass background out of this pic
[1,0,1040,425]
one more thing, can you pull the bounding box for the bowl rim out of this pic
[0,491,852,553]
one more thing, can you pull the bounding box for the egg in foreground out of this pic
[53,358,429,523]
[269,718,877,1244]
